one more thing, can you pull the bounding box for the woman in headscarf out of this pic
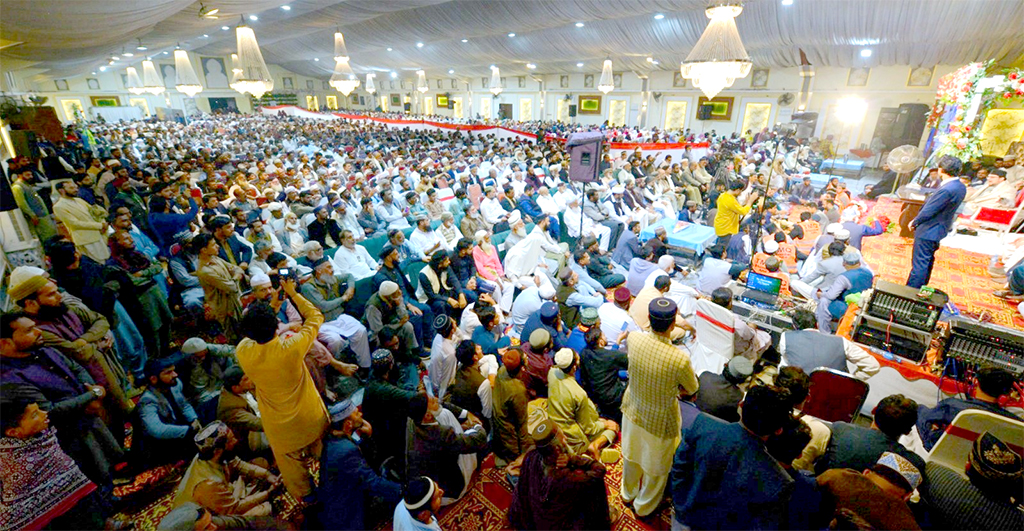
[107,229,174,359]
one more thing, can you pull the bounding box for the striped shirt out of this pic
[621,332,699,438]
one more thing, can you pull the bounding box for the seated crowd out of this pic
[2,114,1021,531]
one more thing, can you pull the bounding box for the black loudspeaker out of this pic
[697,104,713,120]
[871,108,901,150]
[568,104,577,117]
[892,103,930,147]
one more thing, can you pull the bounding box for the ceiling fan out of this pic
[198,3,220,19]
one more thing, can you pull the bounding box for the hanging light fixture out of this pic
[680,2,752,99]
[229,53,243,92]
[598,58,614,94]
[489,66,502,95]
[141,60,165,95]
[173,48,204,97]
[416,70,428,93]
[234,17,275,99]
[125,66,145,95]
[365,73,376,94]
[329,31,360,96]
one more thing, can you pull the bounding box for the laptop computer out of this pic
[740,272,782,310]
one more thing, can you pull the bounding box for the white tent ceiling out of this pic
[2,0,1022,82]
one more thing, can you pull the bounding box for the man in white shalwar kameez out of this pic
[564,195,612,251]
[503,232,557,298]
[331,230,378,280]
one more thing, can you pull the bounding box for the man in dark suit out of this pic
[816,394,926,480]
[671,385,795,530]
[907,155,966,288]
[693,356,754,422]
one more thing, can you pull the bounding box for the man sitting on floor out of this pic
[546,348,619,458]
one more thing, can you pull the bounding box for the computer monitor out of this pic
[746,272,782,296]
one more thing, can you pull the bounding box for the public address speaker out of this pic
[566,131,605,183]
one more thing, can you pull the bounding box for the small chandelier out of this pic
[365,73,376,94]
[489,66,502,95]
[173,48,204,97]
[680,2,752,99]
[329,31,360,96]
[125,66,145,95]
[234,19,275,99]
[416,70,428,94]
[229,53,243,91]
[598,58,614,94]
[141,60,165,95]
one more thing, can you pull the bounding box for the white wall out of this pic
[3,61,974,154]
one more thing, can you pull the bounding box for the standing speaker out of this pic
[568,104,577,117]
[565,132,604,183]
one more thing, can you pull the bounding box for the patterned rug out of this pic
[853,198,1024,330]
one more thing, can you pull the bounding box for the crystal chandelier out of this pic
[489,66,502,96]
[680,2,752,99]
[229,53,243,92]
[416,70,428,94]
[234,20,275,99]
[173,49,204,97]
[141,60,165,95]
[365,73,376,94]
[125,66,145,95]
[329,31,360,96]
[598,58,614,94]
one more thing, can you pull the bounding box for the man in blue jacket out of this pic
[134,358,201,468]
[907,155,966,288]
[670,384,795,530]
[318,399,402,530]
[517,184,545,224]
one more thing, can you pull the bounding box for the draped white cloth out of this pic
[4,1,1021,79]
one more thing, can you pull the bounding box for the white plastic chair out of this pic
[926,409,1024,479]
[690,299,735,376]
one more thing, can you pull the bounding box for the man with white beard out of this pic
[531,215,570,273]
[564,195,612,252]
[552,182,575,211]
[331,200,363,241]
[503,230,558,299]
[535,186,560,216]
[604,186,650,230]
[300,258,372,368]
[502,211,527,251]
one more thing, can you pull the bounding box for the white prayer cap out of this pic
[538,284,557,299]
[567,194,581,205]
[554,348,575,370]
[658,255,675,270]
[763,240,779,253]
[834,229,851,241]
[533,168,545,176]
[250,271,272,288]
[611,186,625,194]
[474,230,488,243]
[268,202,284,211]
[508,210,522,225]
[550,163,562,172]
[378,281,400,297]
[825,223,842,235]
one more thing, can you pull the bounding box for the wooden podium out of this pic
[895,185,928,238]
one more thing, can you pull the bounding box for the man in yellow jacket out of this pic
[236,277,326,502]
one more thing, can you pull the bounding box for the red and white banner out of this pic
[259,105,709,161]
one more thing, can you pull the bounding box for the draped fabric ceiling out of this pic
[2,0,1023,83]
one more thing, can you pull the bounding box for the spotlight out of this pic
[526,63,536,69]
[575,22,584,28]
[248,15,258,21]
[314,58,319,61]
[123,52,134,56]
[387,47,393,51]
[576,62,584,67]
[201,34,208,38]
[461,39,468,43]
[281,5,291,10]
[416,42,424,48]
[448,69,455,74]
[99,66,107,71]
[508,33,516,37]
[390,72,397,78]
[781,0,794,5]
[860,48,872,57]
[221,26,229,30]
[654,14,665,20]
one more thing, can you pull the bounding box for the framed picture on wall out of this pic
[613,73,622,88]
[160,64,176,88]
[584,74,594,88]
[437,79,442,89]
[360,96,365,106]
[578,95,602,115]
[90,96,119,107]
[518,76,526,88]
[201,57,229,88]
[322,80,331,90]
[696,96,734,121]
[481,77,489,89]
[559,75,569,88]
[907,66,934,87]
[451,79,458,89]
[437,94,449,107]
[389,81,395,90]
[55,79,69,91]
[86,78,100,90]
[750,68,769,88]
[390,94,402,107]
[351,94,359,104]
[121,74,129,89]
[282,77,294,89]
[673,72,686,88]
[847,68,870,87]
[306,79,315,91]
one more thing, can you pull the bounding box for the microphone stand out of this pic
[747,134,785,272]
